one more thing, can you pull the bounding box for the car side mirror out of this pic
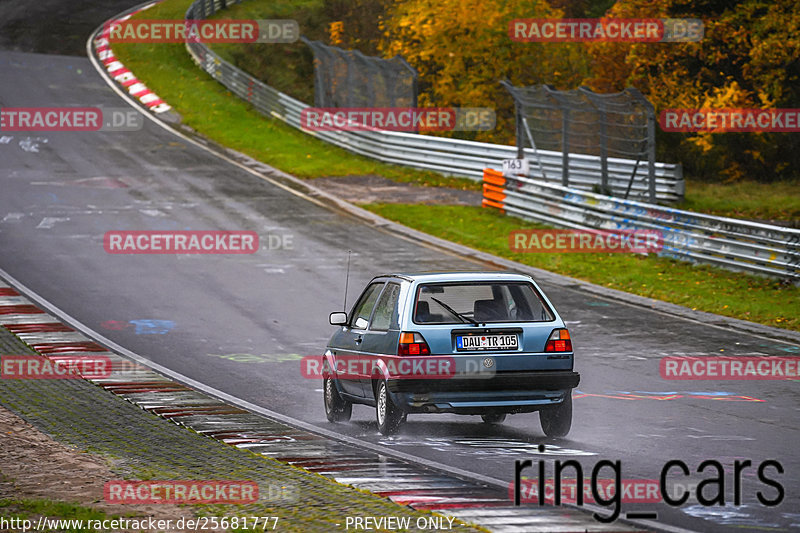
[329,312,348,326]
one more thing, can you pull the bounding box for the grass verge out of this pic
[0,499,129,533]
[678,180,800,226]
[360,204,798,331]
[110,0,797,330]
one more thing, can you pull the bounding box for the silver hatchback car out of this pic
[324,271,580,435]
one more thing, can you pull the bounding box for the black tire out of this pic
[540,393,572,437]
[324,375,352,423]
[375,381,404,435]
[481,413,507,425]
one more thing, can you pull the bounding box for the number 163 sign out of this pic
[502,159,530,177]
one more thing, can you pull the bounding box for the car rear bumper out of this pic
[386,370,580,414]
[387,370,579,392]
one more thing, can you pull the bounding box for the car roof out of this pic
[371,271,534,283]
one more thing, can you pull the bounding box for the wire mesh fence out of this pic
[502,82,657,202]
[301,37,417,109]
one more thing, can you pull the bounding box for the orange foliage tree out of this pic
[583,0,800,181]
[379,0,590,142]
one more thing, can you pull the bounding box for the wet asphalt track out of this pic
[1,4,799,532]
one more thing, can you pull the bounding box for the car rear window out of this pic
[413,282,554,324]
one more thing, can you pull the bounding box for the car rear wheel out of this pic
[324,375,352,423]
[540,394,572,437]
[376,381,404,435]
[481,413,506,425]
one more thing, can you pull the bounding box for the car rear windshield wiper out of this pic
[431,297,479,325]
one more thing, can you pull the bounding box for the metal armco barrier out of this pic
[183,0,683,203]
[482,169,800,281]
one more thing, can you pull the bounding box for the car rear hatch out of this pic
[410,280,574,374]
[446,323,571,372]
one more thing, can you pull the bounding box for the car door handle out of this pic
[354,335,363,344]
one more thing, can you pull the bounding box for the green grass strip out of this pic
[0,499,131,533]
[678,180,800,224]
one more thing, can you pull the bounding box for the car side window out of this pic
[370,283,401,331]
[350,282,384,330]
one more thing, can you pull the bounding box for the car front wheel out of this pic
[540,393,572,437]
[324,375,352,423]
[375,381,404,435]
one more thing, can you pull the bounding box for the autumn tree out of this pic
[324,0,389,54]
[379,0,591,142]
[583,0,800,182]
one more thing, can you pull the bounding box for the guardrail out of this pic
[183,0,683,203]
[482,168,800,281]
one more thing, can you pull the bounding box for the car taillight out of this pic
[545,329,572,352]
[398,332,431,356]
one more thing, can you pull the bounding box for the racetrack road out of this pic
[1,20,798,533]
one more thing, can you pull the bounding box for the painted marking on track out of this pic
[759,342,800,353]
[30,177,130,189]
[139,209,165,217]
[573,390,764,402]
[381,437,596,457]
[36,217,69,229]
[100,319,175,334]
[18,137,48,152]
[684,434,756,441]
[680,503,796,529]
[100,320,132,330]
[206,352,303,363]
[2,213,24,223]
[129,319,174,334]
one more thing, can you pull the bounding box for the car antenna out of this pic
[342,250,352,312]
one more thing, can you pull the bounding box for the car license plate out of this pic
[456,334,518,351]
